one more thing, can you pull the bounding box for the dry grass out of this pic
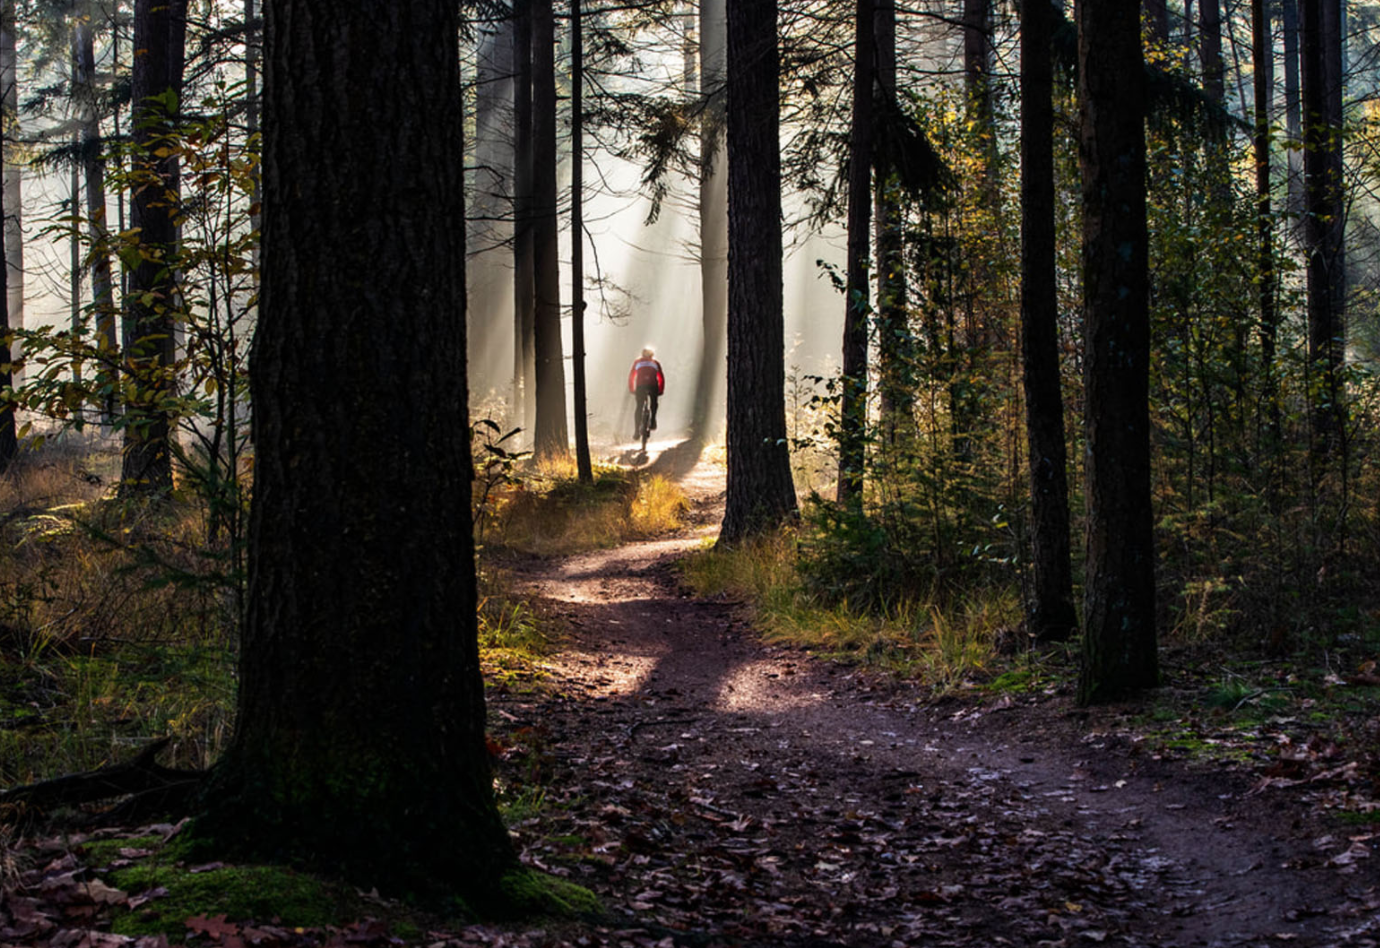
[681,530,1020,689]
[484,467,689,556]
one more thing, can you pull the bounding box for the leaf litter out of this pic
[5,472,1379,947]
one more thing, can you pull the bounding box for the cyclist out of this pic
[628,347,665,437]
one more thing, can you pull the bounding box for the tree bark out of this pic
[720,0,797,544]
[1283,0,1303,228]
[1302,0,1345,459]
[470,4,514,397]
[197,0,519,902]
[0,61,13,472]
[571,0,591,483]
[1252,0,1279,447]
[2,0,22,378]
[874,0,908,441]
[1144,0,1169,45]
[531,0,567,461]
[513,0,536,436]
[1077,0,1157,704]
[1200,0,1225,109]
[120,0,187,493]
[691,0,727,446]
[1020,0,1075,643]
[837,0,874,505]
[73,13,118,419]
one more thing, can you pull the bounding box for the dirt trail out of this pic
[493,453,1379,948]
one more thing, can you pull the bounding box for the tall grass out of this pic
[680,529,1021,689]
[482,466,689,556]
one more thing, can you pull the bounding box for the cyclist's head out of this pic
[641,347,655,359]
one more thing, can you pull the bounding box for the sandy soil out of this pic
[490,449,1380,948]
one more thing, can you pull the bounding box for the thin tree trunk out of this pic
[469,4,514,397]
[244,0,259,268]
[531,0,567,461]
[691,0,727,446]
[721,0,797,544]
[837,0,874,505]
[1020,0,1076,643]
[1,1,22,372]
[198,0,521,902]
[571,0,591,483]
[120,0,186,493]
[0,99,13,470]
[513,0,535,437]
[1077,0,1157,704]
[874,0,907,441]
[1252,0,1279,452]
[73,14,118,419]
[1283,0,1303,230]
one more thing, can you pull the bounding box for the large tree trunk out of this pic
[512,0,536,436]
[691,0,727,445]
[120,0,187,493]
[73,13,118,419]
[720,0,797,544]
[1077,0,1157,704]
[2,0,22,378]
[197,0,520,902]
[836,0,874,505]
[1020,0,1075,644]
[531,0,567,461]
[1302,0,1345,460]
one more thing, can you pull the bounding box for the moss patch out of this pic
[106,861,357,936]
[500,868,601,918]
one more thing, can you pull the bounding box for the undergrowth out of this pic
[479,464,688,556]
[681,528,1022,691]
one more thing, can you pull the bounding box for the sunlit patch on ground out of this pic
[714,660,827,713]
[555,647,660,696]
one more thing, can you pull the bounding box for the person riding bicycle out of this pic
[628,347,665,435]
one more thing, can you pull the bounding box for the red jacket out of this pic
[629,358,664,395]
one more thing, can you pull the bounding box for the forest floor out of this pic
[482,446,1380,948]
[4,443,1379,948]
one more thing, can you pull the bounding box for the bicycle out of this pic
[634,392,652,452]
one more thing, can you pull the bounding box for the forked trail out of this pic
[492,453,1378,948]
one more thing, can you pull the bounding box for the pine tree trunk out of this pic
[531,0,567,461]
[120,0,187,493]
[1020,0,1075,643]
[1,1,22,375]
[1283,0,1304,229]
[571,0,591,482]
[513,0,536,437]
[1144,0,1169,44]
[1252,0,1280,450]
[1077,0,1157,704]
[691,0,727,445]
[470,6,515,398]
[0,103,13,471]
[874,0,907,442]
[1302,0,1345,460]
[721,0,797,544]
[197,0,519,902]
[837,0,874,505]
[73,14,118,419]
